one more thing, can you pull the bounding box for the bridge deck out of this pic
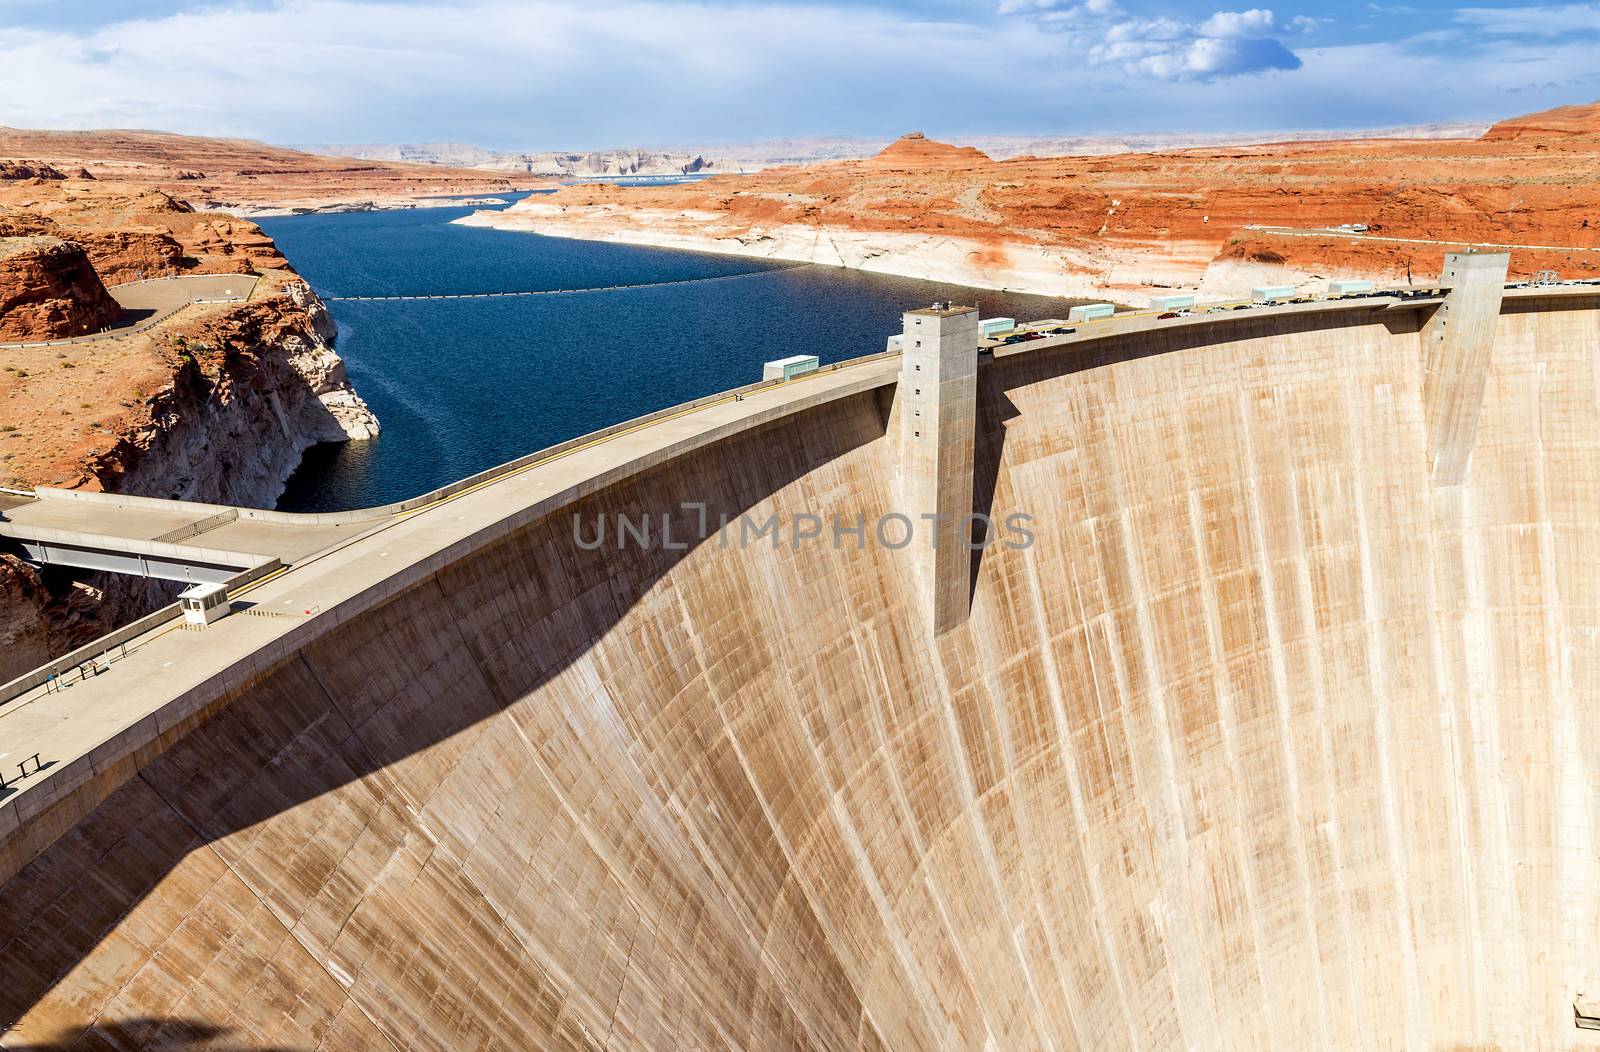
[3,500,212,541]
[0,494,380,578]
[195,517,377,561]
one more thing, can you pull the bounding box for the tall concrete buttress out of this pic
[896,305,979,634]
[1422,251,1510,485]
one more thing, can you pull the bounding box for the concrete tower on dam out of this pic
[1423,251,1511,484]
[8,275,1600,1050]
[895,303,979,635]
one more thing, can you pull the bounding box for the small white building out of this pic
[979,317,1016,339]
[179,582,232,627]
[1149,294,1196,310]
[763,354,820,382]
[1068,303,1116,322]
[1252,285,1297,303]
[1328,279,1375,295]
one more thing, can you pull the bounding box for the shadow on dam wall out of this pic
[6,297,1600,1050]
[0,389,899,1050]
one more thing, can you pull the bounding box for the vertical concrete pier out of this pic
[896,304,978,634]
[1422,251,1510,485]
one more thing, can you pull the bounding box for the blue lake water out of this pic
[261,198,1085,511]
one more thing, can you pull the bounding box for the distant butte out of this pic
[859,132,993,168]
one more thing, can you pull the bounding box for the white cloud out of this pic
[999,1,1303,80]
[1123,34,1300,79]
[1195,9,1279,37]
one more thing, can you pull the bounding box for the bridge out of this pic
[0,488,373,583]
[1243,223,1600,256]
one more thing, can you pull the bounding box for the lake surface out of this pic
[261,199,1087,511]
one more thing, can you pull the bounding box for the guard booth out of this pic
[179,582,232,627]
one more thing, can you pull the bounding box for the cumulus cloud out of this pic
[1123,35,1301,80]
[1195,8,1279,37]
[999,0,1304,80]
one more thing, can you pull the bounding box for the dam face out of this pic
[4,296,1600,1050]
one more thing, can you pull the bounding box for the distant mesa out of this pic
[861,132,993,168]
[1481,99,1600,141]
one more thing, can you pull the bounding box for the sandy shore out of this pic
[455,200,1324,302]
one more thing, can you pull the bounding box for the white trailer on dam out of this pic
[1068,303,1116,322]
[763,354,820,381]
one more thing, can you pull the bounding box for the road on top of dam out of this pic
[0,350,901,819]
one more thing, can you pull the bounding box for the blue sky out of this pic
[0,0,1596,148]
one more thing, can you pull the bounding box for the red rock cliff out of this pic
[0,236,122,341]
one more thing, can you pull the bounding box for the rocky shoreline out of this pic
[460,113,1600,303]
[456,200,1298,300]
[207,193,510,218]
[0,279,377,682]
[0,157,380,683]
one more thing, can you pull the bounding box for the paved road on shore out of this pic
[0,274,258,350]
[1245,225,1600,254]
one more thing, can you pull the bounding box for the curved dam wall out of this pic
[4,296,1600,1050]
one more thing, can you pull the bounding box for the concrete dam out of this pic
[3,271,1600,1050]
